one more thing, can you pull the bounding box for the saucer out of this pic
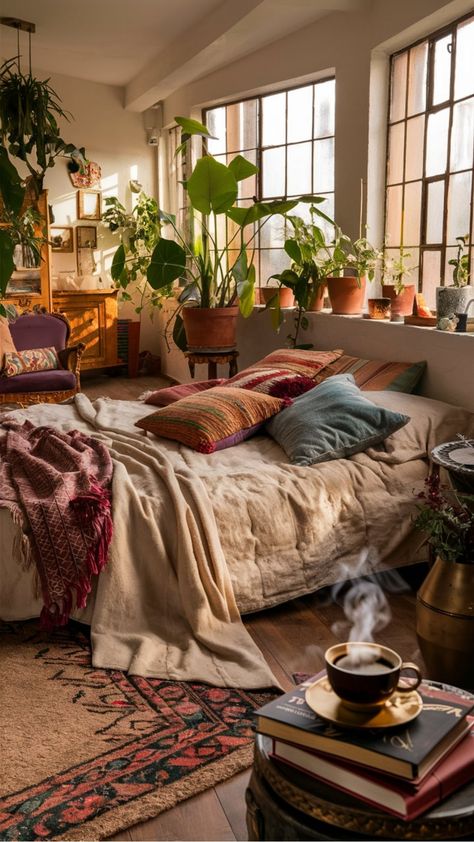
[305,675,423,729]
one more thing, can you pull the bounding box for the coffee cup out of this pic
[325,641,422,710]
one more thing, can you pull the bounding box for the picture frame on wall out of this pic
[76,225,97,249]
[77,190,101,220]
[50,226,74,253]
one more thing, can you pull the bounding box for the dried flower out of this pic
[414,472,474,564]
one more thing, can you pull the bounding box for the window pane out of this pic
[226,100,258,152]
[425,108,450,176]
[451,98,474,172]
[425,180,445,244]
[405,116,425,181]
[259,214,285,248]
[387,122,405,184]
[230,149,257,200]
[262,146,285,197]
[407,42,428,117]
[206,108,226,154]
[455,17,474,100]
[432,35,452,106]
[287,142,312,195]
[260,248,289,284]
[446,171,472,244]
[314,79,335,137]
[385,185,403,247]
[390,52,407,123]
[287,86,313,143]
[403,180,422,246]
[262,92,286,146]
[421,250,442,307]
[445,246,458,284]
[313,138,334,193]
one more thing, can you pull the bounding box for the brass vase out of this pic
[416,557,474,690]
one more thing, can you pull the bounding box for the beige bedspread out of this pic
[1,391,473,684]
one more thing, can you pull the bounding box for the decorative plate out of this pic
[305,675,423,729]
[431,439,474,475]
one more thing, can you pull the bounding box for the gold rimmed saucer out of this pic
[305,675,423,729]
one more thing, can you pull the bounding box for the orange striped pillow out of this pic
[313,356,426,392]
[228,348,343,383]
[135,387,288,453]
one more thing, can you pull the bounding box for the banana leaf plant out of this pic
[110,116,323,351]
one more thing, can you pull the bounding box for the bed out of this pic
[1,389,473,687]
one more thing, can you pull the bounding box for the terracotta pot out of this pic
[260,287,295,308]
[181,306,238,351]
[308,284,326,312]
[382,284,416,318]
[416,556,474,690]
[327,275,366,315]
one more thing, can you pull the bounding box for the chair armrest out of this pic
[58,343,86,375]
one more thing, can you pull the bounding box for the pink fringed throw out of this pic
[0,421,113,628]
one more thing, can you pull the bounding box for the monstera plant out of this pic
[110,116,323,351]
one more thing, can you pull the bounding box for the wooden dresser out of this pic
[52,288,119,370]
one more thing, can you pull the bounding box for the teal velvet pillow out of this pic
[266,373,410,466]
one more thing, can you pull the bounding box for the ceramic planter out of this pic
[327,275,366,315]
[260,287,295,308]
[416,556,474,690]
[181,306,239,351]
[308,284,326,312]
[382,284,415,318]
[436,285,474,322]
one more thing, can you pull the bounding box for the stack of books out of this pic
[255,677,474,821]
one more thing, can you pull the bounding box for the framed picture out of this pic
[76,225,97,249]
[77,190,101,220]
[50,226,74,253]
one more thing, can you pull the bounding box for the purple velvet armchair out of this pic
[0,312,85,406]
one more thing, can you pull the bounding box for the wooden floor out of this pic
[81,373,428,842]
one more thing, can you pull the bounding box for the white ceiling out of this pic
[0,0,366,110]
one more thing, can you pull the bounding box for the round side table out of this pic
[246,683,474,840]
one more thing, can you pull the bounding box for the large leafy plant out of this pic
[110,116,321,350]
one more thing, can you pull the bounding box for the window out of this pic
[203,79,335,285]
[385,13,474,306]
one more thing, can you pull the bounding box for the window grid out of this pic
[385,12,474,305]
[203,78,335,285]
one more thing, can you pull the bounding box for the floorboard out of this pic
[80,376,426,841]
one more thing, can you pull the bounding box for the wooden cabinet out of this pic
[52,289,119,370]
[4,190,52,313]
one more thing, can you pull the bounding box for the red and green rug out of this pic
[0,621,277,840]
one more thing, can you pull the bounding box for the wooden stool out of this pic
[185,350,239,380]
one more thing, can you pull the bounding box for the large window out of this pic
[204,79,335,285]
[385,13,474,306]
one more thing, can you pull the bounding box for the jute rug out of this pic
[0,621,277,841]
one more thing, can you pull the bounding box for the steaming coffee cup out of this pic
[325,642,422,710]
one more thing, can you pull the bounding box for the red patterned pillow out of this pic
[144,379,225,407]
[135,386,288,453]
[2,346,60,378]
[228,348,343,385]
[226,368,316,397]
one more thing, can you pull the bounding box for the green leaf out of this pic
[270,300,283,331]
[174,116,213,138]
[173,313,188,351]
[147,238,186,288]
[0,147,25,215]
[187,156,238,214]
[231,250,248,285]
[284,239,302,264]
[0,228,15,298]
[111,244,126,282]
[228,154,258,182]
[237,264,256,318]
[271,269,299,288]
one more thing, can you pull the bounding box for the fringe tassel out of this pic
[70,481,113,578]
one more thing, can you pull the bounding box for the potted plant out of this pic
[0,57,84,313]
[382,247,416,319]
[326,231,381,315]
[436,235,473,325]
[110,116,321,352]
[414,468,474,689]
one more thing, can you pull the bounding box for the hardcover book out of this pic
[271,717,474,821]
[256,678,474,781]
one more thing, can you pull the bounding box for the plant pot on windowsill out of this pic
[260,287,295,308]
[181,306,239,351]
[307,283,327,312]
[436,285,474,323]
[327,274,366,315]
[382,284,415,318]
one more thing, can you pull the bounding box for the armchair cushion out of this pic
[0,369,76,394]
[2,346,60,377]
[9,313,69,352]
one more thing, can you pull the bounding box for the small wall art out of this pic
[76,225,97,249]
[77,189,101,220]
[50,226,74,253]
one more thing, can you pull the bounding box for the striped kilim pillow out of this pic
[227,348,344,385]
[226,368,316,397]
[313,355,426,393]
[135,386,289,453]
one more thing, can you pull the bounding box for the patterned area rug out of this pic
[0,621,277,841]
